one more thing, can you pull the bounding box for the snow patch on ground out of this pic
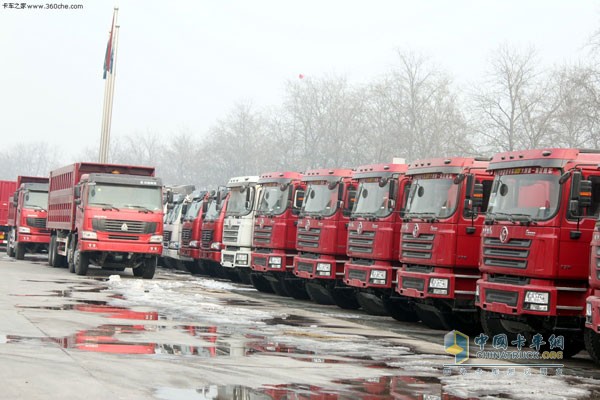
[441,372,590,400]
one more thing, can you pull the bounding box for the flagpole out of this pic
[103,23,120,163]
[99,7,119,163]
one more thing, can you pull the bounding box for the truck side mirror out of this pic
[12,192,18,205]
[167,203,174,211]
[181,203,188,216]
[74,186,81,198]
[569,171,592,216]
[166,191,174,204]
[202,200,208,214]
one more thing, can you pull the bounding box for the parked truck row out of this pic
[6,149,600,363]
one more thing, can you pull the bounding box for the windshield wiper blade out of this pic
[124,204,154,213]
[30,205,47,212]
[90,202,120,211]
[405,212,438,221]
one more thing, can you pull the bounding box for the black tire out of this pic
[225,268,242,283]
[250,273,275,293]
[269,275,291,297]
[6,241,14,258]
[281,277,310,300]
[562,336,585,359]
[330,287,360,310]
[134,257,156,279]
[67,238,76,273]
[48,236,55,266]
[356,292,389,316]
[185,260,206,275]
[305,282,335,305]
[382,297,419,322]
[415,307,448,330]
[585,329,600,364]
[236,268,252,284]
[480,310,513,338]
[74,249,89,276]
[15,242,25,260]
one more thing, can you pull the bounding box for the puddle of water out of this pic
[263,315,320,327]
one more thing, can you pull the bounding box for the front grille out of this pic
[484,289,518,307]
[482,237,531,269]
[487,274,530,285]
[348,230,375,254]
[402,277,425,291]
[163,230,172,245]
[223,254,235,263]
[26,217,46,228]
[253,256,267,267]
[253,225,273,245]
[347,269,367,282]
[181,228,192,246]
[108,235,139,241]
[297,228,321,248]
[223,225,240,243]
[401,233,435,260]
[201,229,213,249]
[297,261,313,273]
[93,219,155,234]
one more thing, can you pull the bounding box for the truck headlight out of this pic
[316,263,331,272]
[210,242,221,250]
[524,291,549,305]
[189,240,199,248]
[18,227,31,234]
[169,241,180,250]
[370,270,387,280]
[587,302,592,317]
[269,256,282,265]
[475,285,480,297]
[429,278,449,289]
[81,230,97,240]
[149,235,163,243]
[236,253,248,265]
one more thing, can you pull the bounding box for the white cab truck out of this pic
[162,185,195,269]
[220,176,261,283]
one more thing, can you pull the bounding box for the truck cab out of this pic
[221,176,261,283]
[162,185,195,269]
[293,169,359,309]
[396,157,493,330]
[179,189,208,274]
[6,176,50,260]
[250,171,307,298]
[343,163,412,319]
[198,188,229,277]
[47,163,164,279]
[476,148,600,357]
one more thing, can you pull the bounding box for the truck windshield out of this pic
[184,200,203,220]
[257,184,289,216]
[302,182,338,217]
[88,184,162,212]
[352,180,392,218]
[487,172,560,221]
[24,191,48,210]
[166,203,182,224]
[405,177,459,219]
[226,186,255,217]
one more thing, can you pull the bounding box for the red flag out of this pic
[103,11,115,79]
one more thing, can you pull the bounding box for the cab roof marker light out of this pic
[542,150,552,156]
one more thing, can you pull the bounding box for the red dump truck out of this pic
[0,180,17,247]
[6,176,50,259]
[198,188,229,277]
[476,148,600,357]
[250,171,308,298]
[396,157,493,330]
[179,190,209,274]
[293,169,359,308]
[47,162,163,278]
[343,162,412,318]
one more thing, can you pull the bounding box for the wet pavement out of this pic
[1,254,600,399]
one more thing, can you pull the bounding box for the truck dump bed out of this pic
[0,180,17,227]
[47,162,155,231]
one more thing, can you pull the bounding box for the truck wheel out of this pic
[185,260,206,275]
[356,292,389,316]
[48,236,55,266]
[382,297,419,322]
[305,282,335,305]
[15,243,25,260]
[330,287,360,310]
[415,308,448,330]
[236,268,252,285]
[74,249,89,276]
[6,242,14,258]
[137,257,156,279]
[585,329,600,364]
[250,273,275,293]
[269,276,290,296]
[281,277,310,300]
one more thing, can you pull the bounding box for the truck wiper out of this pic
[30,205,47,212]
[405,212,438,222]
[509,213,536,225]
[124,205,154,213]
[486,211,516,224]
[90,202,120,211]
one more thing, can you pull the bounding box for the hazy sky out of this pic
[1,0,599,158]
